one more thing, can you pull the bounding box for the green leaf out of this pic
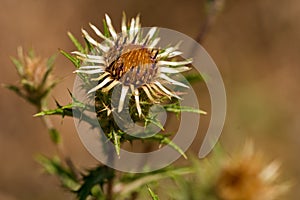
[102,19,110,38]
[36,155,79,190]
[46,53,57,69]
[60,49,81,68]
[2,84,24,97]
[34,105,73,118]
[117,167,193,197]
[28,48,36,59]
[21,79,34,92]
[34,100,84,117]
[184,73,204,84]
[76,166,114,200]
[34,100,99,127]
[34,99,84,117]
[148,134,187,159]
[90,185,105,200]
[112,130,121,157]
[40,69,55,88]
[68,32,85,53]
[10,56,24,76]
[38,56,56,92]
[147,186,160,200]
[49,128,61,144]
[164,104,207,115]
[145,114,165,131]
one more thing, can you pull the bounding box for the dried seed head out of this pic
[216,142,290,200]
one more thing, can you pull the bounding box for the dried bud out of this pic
[6,47,56,106]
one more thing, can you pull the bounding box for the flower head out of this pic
[216,142,289,200]
[74,14,191,116]
[170,142,290,200]
[5,47,56,106]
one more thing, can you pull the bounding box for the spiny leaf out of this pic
[2,84,24,97]
[76,166,114,200]
[34,105,73,118]
[68,32,85,53]
[112,130,121,157]
[10,56,24,76]
[49,128,61,144]
[102,19,110,38]
[147,186,160,200]
[60,49,80,68]
[21,79,34,92]
[68,89,83,104]
[148,134,187,159]
[34,100,84,118]
[120,166,173,183]
[38,60,56,92]
[117,167,193,197]
[36,155,79,190]
[28,48,35,59]
[145,114,165,131]
[46,53,57,69]
[34,100,99,127]
[43,63,54,82]
[164,104,207,115]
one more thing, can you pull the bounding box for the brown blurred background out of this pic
[1,0,299,199]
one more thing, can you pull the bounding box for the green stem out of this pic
[37,101,80,181]
[105,145,116,200]
[114,167,193,197]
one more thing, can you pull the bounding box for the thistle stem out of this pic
[37,102,80,181]
[107,178,114,200]
[106,145,115,200]
[197,0,225,44]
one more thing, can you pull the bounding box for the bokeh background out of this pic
[1,0,299,199]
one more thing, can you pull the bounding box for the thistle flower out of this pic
[74,13,191,117]
[216,142,289,200]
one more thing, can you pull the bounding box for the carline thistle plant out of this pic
[5,11,291,200]
[70,13,200,156]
